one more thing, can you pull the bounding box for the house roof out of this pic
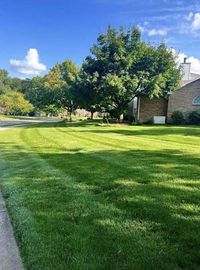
[181,73,200,87]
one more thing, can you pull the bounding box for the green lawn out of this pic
[0,121,200,270]
[0,114,32,120]
[0,114,14,120]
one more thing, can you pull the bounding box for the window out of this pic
[192,96,200,105]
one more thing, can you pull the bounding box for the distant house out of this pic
[131,58,200,123]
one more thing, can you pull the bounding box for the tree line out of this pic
[0,26,182,120]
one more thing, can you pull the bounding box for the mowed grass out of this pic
[0,121,200,270]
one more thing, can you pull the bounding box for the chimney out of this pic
[181,57,191,81]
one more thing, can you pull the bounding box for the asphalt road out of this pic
[0,117,63,128]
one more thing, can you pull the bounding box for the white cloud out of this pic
[148,28,168,36]
[10,48,47,75]
[191,13,200,31]
[171,49,200,74]
[183,12,200,33]
[137,24,145,33]
[186,12,193,21]
[137,24,168,37]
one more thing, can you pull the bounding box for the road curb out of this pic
[0,192,24,270]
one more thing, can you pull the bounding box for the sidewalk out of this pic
[0,192,24,270]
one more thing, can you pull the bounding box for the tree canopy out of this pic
[44,60,79,119]
[81,26,181,119]
[0,69,12,95]
[0,91,33,115]
[0,26,182,120]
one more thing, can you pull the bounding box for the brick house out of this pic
[168,77,200,121]
[131,59,200,123]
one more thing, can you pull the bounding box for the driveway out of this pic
[0,117,62,129]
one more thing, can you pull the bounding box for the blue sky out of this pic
[1,0,200,78]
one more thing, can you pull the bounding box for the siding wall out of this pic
[168,78,200,120]
[139,96,168,123]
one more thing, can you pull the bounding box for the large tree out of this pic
[75,71,101,119]
[44,60,79,120]
[10,77,22,92]
[21,77,46,109]
[82,26,181,120]
[0,70,23,95]
[0,69,12,95]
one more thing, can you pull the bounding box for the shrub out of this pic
[171,111,185,124]
[128,115,135,125]
[144,118,153,124]
[131,120,142,125]
[188,110,200,125]
[0,91,33,115]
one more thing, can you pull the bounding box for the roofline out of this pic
[180,76,200,88]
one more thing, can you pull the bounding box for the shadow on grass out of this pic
[0,142,200,269]
[75,126,200,137]
[29,120,200,137]
[21,119,101,129]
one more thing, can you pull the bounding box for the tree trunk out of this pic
[69,112,72,122]
[91,111,94,120]
[117,114,124,123]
